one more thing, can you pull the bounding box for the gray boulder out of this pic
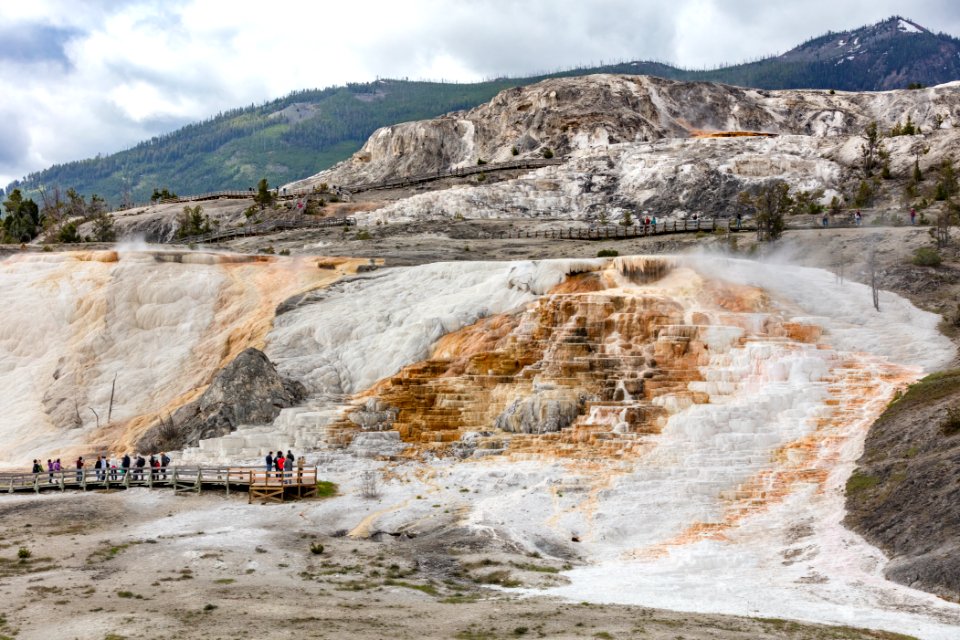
[138,348,306,453]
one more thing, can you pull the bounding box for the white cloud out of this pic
[1,0,959,188]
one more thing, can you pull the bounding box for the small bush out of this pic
[597,249,619,257]
[203,603,217,611]
[912,247,942,267]
[278,248,290,256]
[511,146,519,156]
[942,406,960,436]
[542,147,554,159]
[17,546,31,559]
[476,159,487,166]
[315,480,338,498]
[310,543,325,555]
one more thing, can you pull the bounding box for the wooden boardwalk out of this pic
[497,218,755,240]
[0,466,319,504]
[170,215,355,245]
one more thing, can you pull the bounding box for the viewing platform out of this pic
[0,466,320,504]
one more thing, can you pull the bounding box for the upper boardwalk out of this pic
[120,158,565,212]
[0,466,319,504]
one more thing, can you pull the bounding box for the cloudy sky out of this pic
[2,0,960,188]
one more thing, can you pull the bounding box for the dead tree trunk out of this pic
[107,372,118,423]
[867,244,880,312]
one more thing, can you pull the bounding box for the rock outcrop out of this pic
[845,370,960,601]
[290,74,960,189]
[285,74,960,224]
[138,348,306,452]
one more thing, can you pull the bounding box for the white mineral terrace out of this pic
[0,251,957,637]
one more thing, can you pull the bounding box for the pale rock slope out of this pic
[287,75,960,223]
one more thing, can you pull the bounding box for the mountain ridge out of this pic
[7,15,960,205]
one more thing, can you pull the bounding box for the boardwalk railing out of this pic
[495,218,755,240]
[0,466,319,503]
[170,215,355,245]
[342,158,564,193]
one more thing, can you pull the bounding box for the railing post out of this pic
[58,472,65,492]
[195,468,203,495]
[34,475,40,494]
[81,469,87,491]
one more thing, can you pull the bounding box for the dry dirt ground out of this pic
[0,490,916,640]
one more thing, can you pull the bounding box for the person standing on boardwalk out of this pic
[94,455,103,481]
[135,454,146,480]
[47,459,54,482]
[75,456,84,482]
[160,452,171,479]
[910,208,917,225]
[286,451,295,483]
[276,451,285,482]
[32,459,42,475]
[265,451,274,478]
[121,453,131,477]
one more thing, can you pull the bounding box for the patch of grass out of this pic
[383,579,439,596]
[510,561,560,573]
[474,570,521,588]
[846,472,881,495]
[213,578,234,584]
[315,480,338,498]
[597,249,618,257]
[116,591,143,599]
[203,604,217,612]
[355,229,372,241]
[87,541,138,564]
[17,547,30,559]
[594,633,614,639]
[441,594,481,604]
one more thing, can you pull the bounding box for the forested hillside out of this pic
[7,16,960,206]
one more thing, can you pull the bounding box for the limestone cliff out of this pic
[286,74,960,223]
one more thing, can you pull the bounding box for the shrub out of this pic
[597,249,618,257]
[278,248,290,256]
[57,222,81,243]
[912,247,942,267]
[476,159,487,166]
[511,146,519,156]
[942,406,960,436]
[310,543,325,555]
[355,230,372,241]
[542,147,554,159]
[315,480,338,498]
[17,546,30,559]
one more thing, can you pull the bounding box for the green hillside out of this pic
[7,16,960,206]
